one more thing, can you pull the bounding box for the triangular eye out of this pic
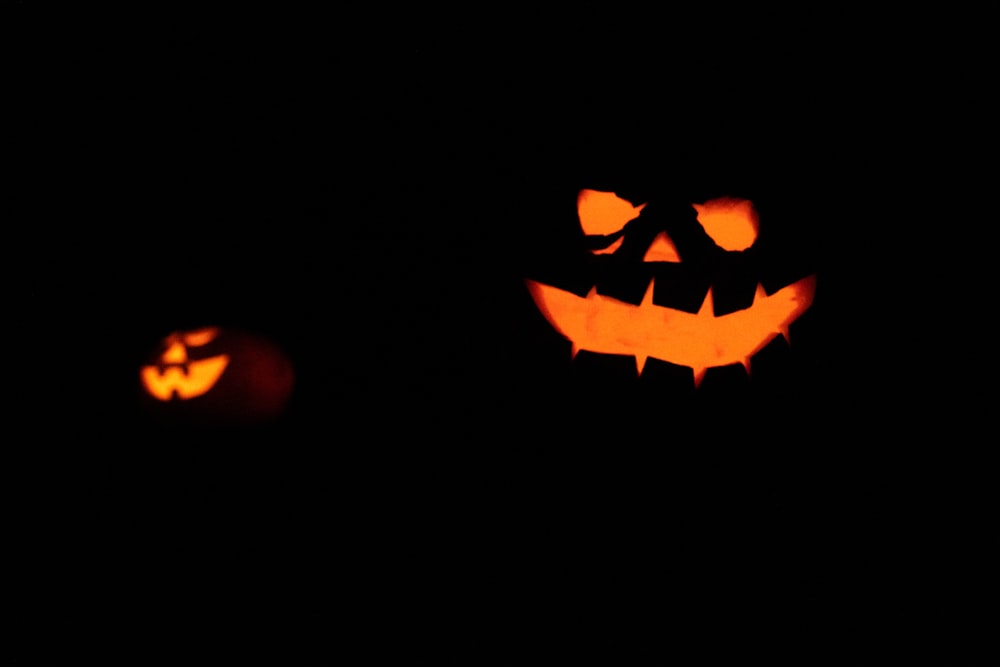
[642,231,681,262]
[692,197,759,251]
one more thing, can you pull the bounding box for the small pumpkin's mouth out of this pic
[526,274,816,387]
[140,355,231,400]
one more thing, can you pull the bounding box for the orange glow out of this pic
[577,189,646,236]
[693,197,759,251]
[642,231,682,262]
[526,275,816,387]
[140,327,230,401]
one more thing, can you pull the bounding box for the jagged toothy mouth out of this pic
[526,274,816,387]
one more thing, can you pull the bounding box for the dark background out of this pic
[8,7,990,661]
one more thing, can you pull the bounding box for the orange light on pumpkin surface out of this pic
[526,190,817,387]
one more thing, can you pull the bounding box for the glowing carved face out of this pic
[140,327,230,400]
[526,189,816,387]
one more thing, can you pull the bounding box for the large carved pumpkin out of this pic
[524,187,817,390]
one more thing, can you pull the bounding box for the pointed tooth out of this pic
[640,278,656,306]
[693,366,707,389]
[697,287,715,317]
[635,354,648,375]
[741,357,752,376]
[780,326,791,343]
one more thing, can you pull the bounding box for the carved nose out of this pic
[642,231,682,262]
[162,341,188,364]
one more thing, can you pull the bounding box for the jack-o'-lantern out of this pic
[138,326,294,426]
[525,188,816,388]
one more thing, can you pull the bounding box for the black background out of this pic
[7,7,991,661]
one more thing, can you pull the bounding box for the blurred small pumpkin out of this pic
[139,326,294,426]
